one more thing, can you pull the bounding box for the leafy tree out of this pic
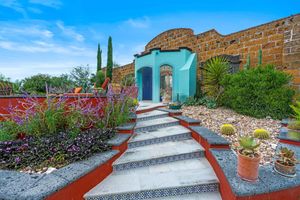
[106,36,113,80]
[22,74,52,94]
[70,65,92,92]
[0,73,10,82]
[97,43,102,72]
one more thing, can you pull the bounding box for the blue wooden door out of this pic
[142,67,152,100]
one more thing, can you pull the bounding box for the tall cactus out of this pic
[258,49,262,66]
[243,54,250,70]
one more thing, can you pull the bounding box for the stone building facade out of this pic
[107,14,300,89]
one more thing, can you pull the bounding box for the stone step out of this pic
[113,139,204,171]
[135,117,179,133]
[84,158,219,200]
[128,125,192,148]
[146,192,222,200]
[137,110,169,121]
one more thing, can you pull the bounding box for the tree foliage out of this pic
[106,36,113,80]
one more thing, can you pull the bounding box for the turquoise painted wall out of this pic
[135,48,197,103]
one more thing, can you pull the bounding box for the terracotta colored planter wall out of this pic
[0,96,107,120]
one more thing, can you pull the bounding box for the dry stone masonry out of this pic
[107,14,300,89]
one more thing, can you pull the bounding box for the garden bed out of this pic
[182,105,281,165]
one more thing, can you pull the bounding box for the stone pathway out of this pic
[84,109,221,200]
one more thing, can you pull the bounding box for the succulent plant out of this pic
[253,129,270,139]
[287,120,300,130]
[238,136,260,157]
[277,147,298,166]
[220,124,235,135]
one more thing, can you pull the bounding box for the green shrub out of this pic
[95,70,105,88]
[184,96,217,109]
[203,56,229,100]
[221,65,294,119]
[253,129,270,139]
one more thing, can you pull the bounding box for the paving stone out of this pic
[146,191,222,200]
[175,115,201,124]
[190,126,231,145]
[116,122,136,131]
[107,134,131,146]
[114,139,204,166]
[84,158,219,199]
[157,107,182,114]
[129,125,191,143]
[137,110,168,121]
[135,117,179,132]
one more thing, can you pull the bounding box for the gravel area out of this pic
[182,106,281,165]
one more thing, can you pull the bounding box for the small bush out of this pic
[220,124,235,135]
[253,129,270,139]
[121,74,135,87]
[184,96,217,109]
[221,65,294,119]
[95,70,105,88]
[0,128,114,170]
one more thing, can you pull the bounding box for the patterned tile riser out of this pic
[86,183,219,200]
[113,151,204,171]
[128,133,191,148]
[135,121,179,133]
[137,114,169,122]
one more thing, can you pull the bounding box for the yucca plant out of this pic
[203,56,229,100]
[238,136,260,157]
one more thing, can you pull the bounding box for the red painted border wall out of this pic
[0,96,107,120]
[189,128,300,200]
[46,136,130,200]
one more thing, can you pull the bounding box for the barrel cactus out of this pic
[253,129,270,139]
[220,124,235,135]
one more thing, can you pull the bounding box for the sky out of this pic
[0,0,299,81]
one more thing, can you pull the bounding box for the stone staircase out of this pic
[84,110,221,200]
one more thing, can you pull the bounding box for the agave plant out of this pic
[238,136,260,157]
[203,56,229,100]
[290,101,300,121]
[277,147,298,166]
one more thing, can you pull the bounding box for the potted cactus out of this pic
[169,93,182,110]
[274,147,298,177]
[237,136,261,182]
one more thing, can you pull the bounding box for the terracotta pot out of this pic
[274,160,296,176]
[74,87,82,93]
[237,151,261,182]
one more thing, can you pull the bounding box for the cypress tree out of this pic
[106,36,113,80]
[97,43,102,71]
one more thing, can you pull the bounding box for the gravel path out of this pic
[181,106,281,165]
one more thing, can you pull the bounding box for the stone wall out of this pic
[102,63,134,84]
[110,14,300,88]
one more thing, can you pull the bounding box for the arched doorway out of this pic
[160,65,172,102]
[140,67,152,100]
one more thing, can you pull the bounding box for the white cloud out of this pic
[29,0,62,9]
[0,23,54,39]
[125,17,150,29]
[27,7,42,14]
[56,21,85,42]
[0,0,27,17]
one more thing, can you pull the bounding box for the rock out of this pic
[226,117,236,123]
[45,167,57,174]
